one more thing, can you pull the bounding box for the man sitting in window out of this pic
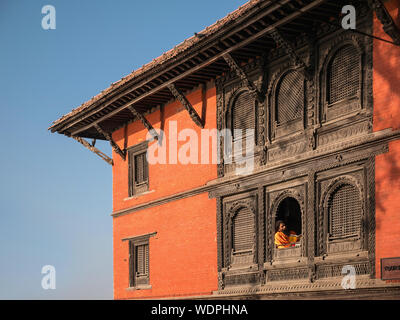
[275,220,300,249]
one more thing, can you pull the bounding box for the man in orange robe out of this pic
[274,220,291,249]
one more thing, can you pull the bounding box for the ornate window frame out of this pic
[223,195,258,270]
[268,67,306,140]
[269,188,306,262]
[224,88,258,160]
[319,175,365,255]
[319,35,365,124]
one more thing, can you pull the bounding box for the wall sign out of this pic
[381,257,400,280]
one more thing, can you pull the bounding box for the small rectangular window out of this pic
[124,232,156,289]
[128,142,149,196]
[130,242,149,286]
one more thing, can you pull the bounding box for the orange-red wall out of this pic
[112,86,217,212]
[113,194,217,299]
[111,86,218,299]
[373,0,400,279]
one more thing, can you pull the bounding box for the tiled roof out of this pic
[49,0,262,129]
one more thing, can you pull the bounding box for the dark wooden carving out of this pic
[268,28,312,79]
[210,15,386,291]
[222,53,263,102]
[167,83,204,128]
[94,123,126,161]
[369,0,400,45]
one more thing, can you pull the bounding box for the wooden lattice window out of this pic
[128,142,149,196]
[276,70,304,124]
[327,45,360,105]
[232,207,254,254]
[231,91,256,142]
[328,183,362,240]
[134,152,148,185]
[129,241,150,287]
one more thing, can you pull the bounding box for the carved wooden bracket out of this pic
[71,135,113,165]
[94,123,126,161]
[222,53,264,102]
[369,0,400,45]
[167,83,204,128]
[268,28,313,79]
[127,105,159,141]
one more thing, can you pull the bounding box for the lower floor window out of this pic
[274,197,302,249]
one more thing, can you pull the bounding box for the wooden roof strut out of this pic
[167,83,204,128]
[71,136,113,165]
[94,124,126,161]
[369,0,400,45]
[127,106,159,141]
[222,53,264,102]
[268,27,313,79]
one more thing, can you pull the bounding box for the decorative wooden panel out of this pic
[232,207,254,252]
[276,70,304,124]
[328,183,362,239]
[232,91,255,131]
[327,45,360,105]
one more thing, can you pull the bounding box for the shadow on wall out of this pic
[373,2,400,232]
[375,147,400,232]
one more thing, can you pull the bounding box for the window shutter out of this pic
[276,70,304,124]
[328,184,362,239]
[328,45,360,104]
[232,207,254,252]
[232,91,255,136]
[136,244,149,275]
[135,153,146,185]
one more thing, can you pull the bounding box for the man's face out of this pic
[279,223,286,232]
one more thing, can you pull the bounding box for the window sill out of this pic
[126,285,152,291]
[314,250,368,263]
[124,190,155,201]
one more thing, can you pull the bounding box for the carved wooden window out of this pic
[128,141,149,196]
[273,196,303,259]
[129,240,149,287]
[328,183,362,240]
[231,207,255,265]
[276,70,304,125]
[327,45,360,105]
[230,91,256,151]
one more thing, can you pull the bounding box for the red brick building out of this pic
[50,0,400,299]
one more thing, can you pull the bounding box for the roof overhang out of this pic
[49,0,365,141]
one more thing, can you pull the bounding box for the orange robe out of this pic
[274,231,291,248]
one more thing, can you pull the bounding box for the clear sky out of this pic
[0,0,247,299]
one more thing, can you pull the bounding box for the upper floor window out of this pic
[128,141,149,196]
[229,90,256,154]
[276,70,304,125]
[327,45,360,105]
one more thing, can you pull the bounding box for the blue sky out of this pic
[0,0,247,299]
